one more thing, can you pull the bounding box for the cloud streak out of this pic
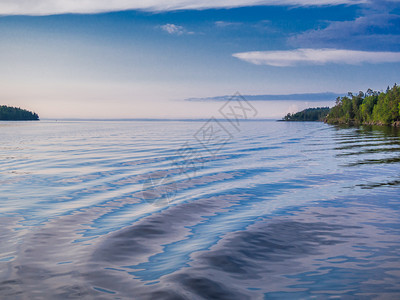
[186,92,343,102]
[233,48,400,66]
[0,0,365,16]
[215,21,243,28]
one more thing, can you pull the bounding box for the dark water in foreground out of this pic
[0,120,399,299]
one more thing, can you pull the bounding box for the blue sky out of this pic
[0,0,399,118]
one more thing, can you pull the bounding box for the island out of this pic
[282,84,400,127]
[0,105,39,121]
[282,107,330,122]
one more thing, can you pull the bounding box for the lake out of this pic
[0,120,399,299]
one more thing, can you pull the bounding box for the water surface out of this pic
[0,120,399,299]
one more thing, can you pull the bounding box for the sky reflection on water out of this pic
[0,120,399,299]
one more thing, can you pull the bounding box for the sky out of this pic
[0,0,399,119]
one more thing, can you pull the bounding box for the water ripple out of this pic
[0,121,399,299]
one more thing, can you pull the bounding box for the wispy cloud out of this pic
[160,24,185,35]
[0,0,365,16]
[214,21,243,28]
[289,14,400,51]
[233,48,400,67]
[186,92,343,102]
[288,0,400,51]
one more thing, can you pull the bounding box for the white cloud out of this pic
[160,24,185,35]
[232,48,400,66]
[0,0,365,16]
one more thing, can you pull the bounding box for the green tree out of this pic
[360,95,377,122]
[326,84,399,125]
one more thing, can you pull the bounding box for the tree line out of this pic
[282,84,400,126]
[326,84,399,126]
[0,106,39,120]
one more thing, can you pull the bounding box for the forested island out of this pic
[0,106,39,121]
[283,107,330,121]
[282,84,400,126]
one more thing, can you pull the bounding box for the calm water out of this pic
[0,120,399,299]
